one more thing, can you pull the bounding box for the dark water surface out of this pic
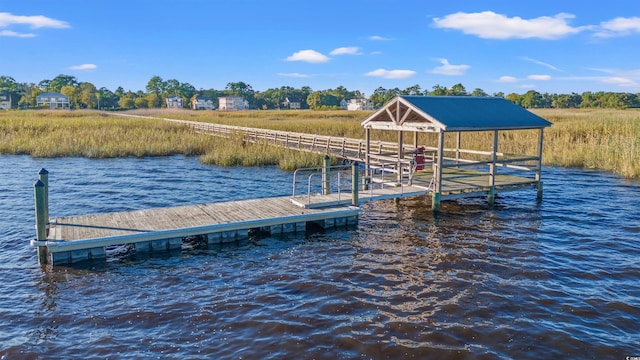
[1,155,638,359]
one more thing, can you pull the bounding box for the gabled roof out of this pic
[36,92,68,99]
[361,96,552,132]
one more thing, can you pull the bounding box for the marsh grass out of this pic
[534,108,640,178]
[0,110,329,170]
[1,108,639,177]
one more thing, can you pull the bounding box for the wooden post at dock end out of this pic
[38,168,49,232]
[537,181,544,201]
[322,155,330,195]
[351,162,359,206]
[34,180,49,264]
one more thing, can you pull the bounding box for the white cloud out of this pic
[601,77,637,87]
[369,35,391,41]
[285,50,330,63]
[528,74,551,81]
[70,64,97,71]
[276,72,310,78]
[330,47,362,56]
[498,76,518,83]
[433,11,584,40]
[430,58,470,76]
[0,12,70,29]
[365,68,416,79]
[0,29,35,38]
[594,16,640,38]
[521,56,560,71]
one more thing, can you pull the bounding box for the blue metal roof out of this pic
[362,96,552,132]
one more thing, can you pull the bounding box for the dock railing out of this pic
[291,162,412,207]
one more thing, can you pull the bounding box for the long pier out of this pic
[31,164,430,266]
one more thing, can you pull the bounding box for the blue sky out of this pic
[2,0,640,96]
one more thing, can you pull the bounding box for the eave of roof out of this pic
[362,96,551,132]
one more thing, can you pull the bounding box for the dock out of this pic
[31,164,426,266]
[31,96,552,266]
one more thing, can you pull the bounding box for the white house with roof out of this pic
[166,96,183,109]
[36,92,70,109]
[192,96,215,110]
[281,97,301,109]
[343,98,374,111]
[219,95,247,111]
[0,93,11,110]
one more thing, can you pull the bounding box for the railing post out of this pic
[38,168,49,232]
[322,155,330,195]
[351,162,359,206]
[34,180,48,264]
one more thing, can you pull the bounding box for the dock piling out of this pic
[351,162,359,206]
[34,179,48,264]
[322,155,330,195]
[37,168,49,232]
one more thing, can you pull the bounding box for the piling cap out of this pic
[34,179,44,187]
[38,168,49,175]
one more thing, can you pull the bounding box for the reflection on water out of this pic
[0,155,639,359]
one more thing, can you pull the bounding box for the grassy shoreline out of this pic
[1,108,638,178]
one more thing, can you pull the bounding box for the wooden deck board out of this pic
[48,196,353,243]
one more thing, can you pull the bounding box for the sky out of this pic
[2,0,640,96]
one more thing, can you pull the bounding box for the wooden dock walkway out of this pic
[34,195,360,266]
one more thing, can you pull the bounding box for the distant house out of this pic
[36,92,70,109]
[343,98,374,111]
[0,93,10,110]
[218,95,247,111]
[281,97,301,109]
[192,96,215,110]
[166,96,183,109]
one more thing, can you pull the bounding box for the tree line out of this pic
[1,74,639,110]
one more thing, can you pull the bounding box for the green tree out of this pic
[401,84,422,96]
[505,93,522,106]
[520,90,542,108]
[97,87,118,109]
[448,83,467,96]
[0,75,20,107]
[18,83,41,108]
[430,84,448,96]
[306,91,322,110]
[146,76,165,98]
[134,97,149,108]
[118,92,136,109]
[47,74,78,92]
[471,88,488,97]
[78,82,98,109]
[61,85,80,108]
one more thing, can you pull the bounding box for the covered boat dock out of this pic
[361,96,552,211]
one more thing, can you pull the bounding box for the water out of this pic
[1,155,638,359]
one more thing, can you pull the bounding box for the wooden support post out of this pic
[351,162,359,206]
[456,132,461,166]
[488,130,498,205]
[322,155,330,195]
[38,168,49,232]
[34,180,48,264]
[432,131,445,212]
[537,181,544,201]
[365,128,371,176]
[397,130,403,184]
[536,128,544,201]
